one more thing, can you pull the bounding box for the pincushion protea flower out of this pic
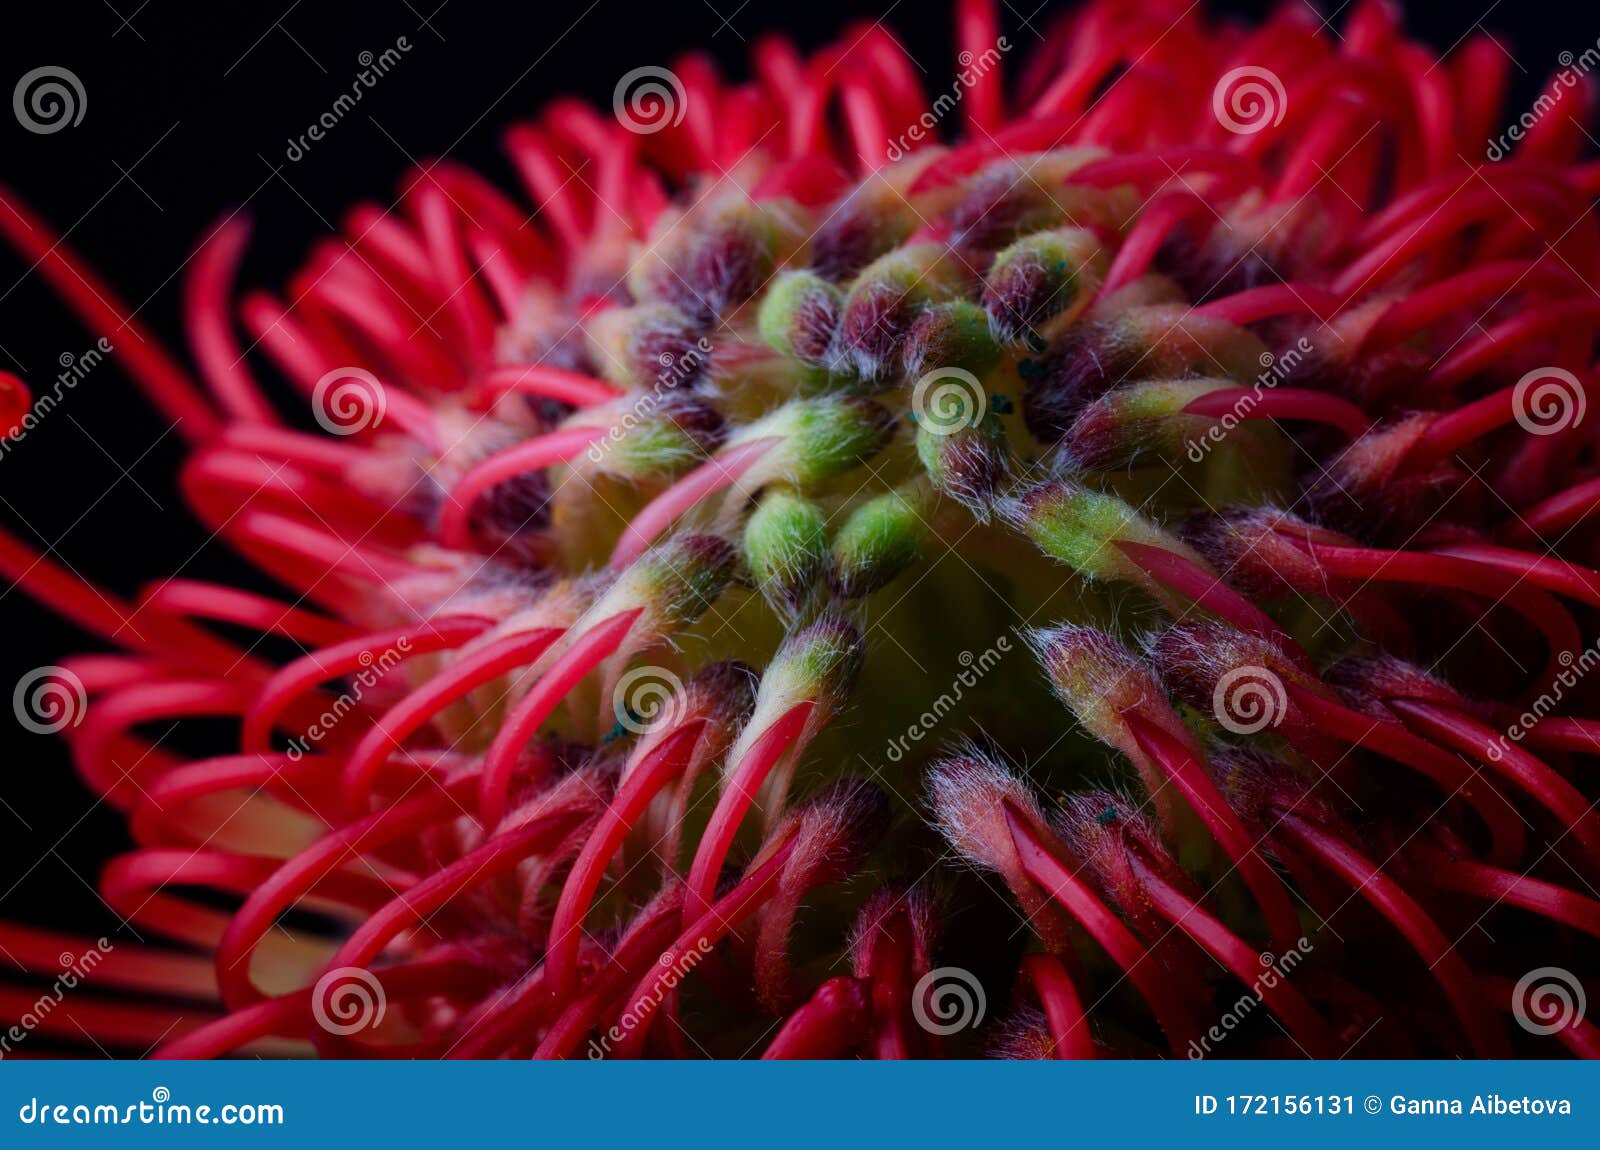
[3,0,1600,1059]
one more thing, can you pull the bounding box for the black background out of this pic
[0,0,1585,936]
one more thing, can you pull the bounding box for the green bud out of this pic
[743,488,828,611]
[902,299,1003,380]
[731,395,897,488]
[916,410,1009,516]
[757,270,843,364]
[829,486,927,598]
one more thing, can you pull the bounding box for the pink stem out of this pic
[1277,813,1510,1058]
[1124,714,1302,955]
[610,437,779,569]
[339,627,564,815]
[1288,686,1526,867]
[762,976,870,1058]
[1019,953,1097,1059]
[1194,283,1340,326]
[545,721,706,1001]
[1126,851,1338,1058]
[1005,806,1203,1055]
[683,700,815,921]
[478,364,623,408]
[184,215,279,424]
[439,425,605,549]
[478,608,644,824]
[1181,387,1369,438]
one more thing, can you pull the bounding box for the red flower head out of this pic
[3,0,1599,1059]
